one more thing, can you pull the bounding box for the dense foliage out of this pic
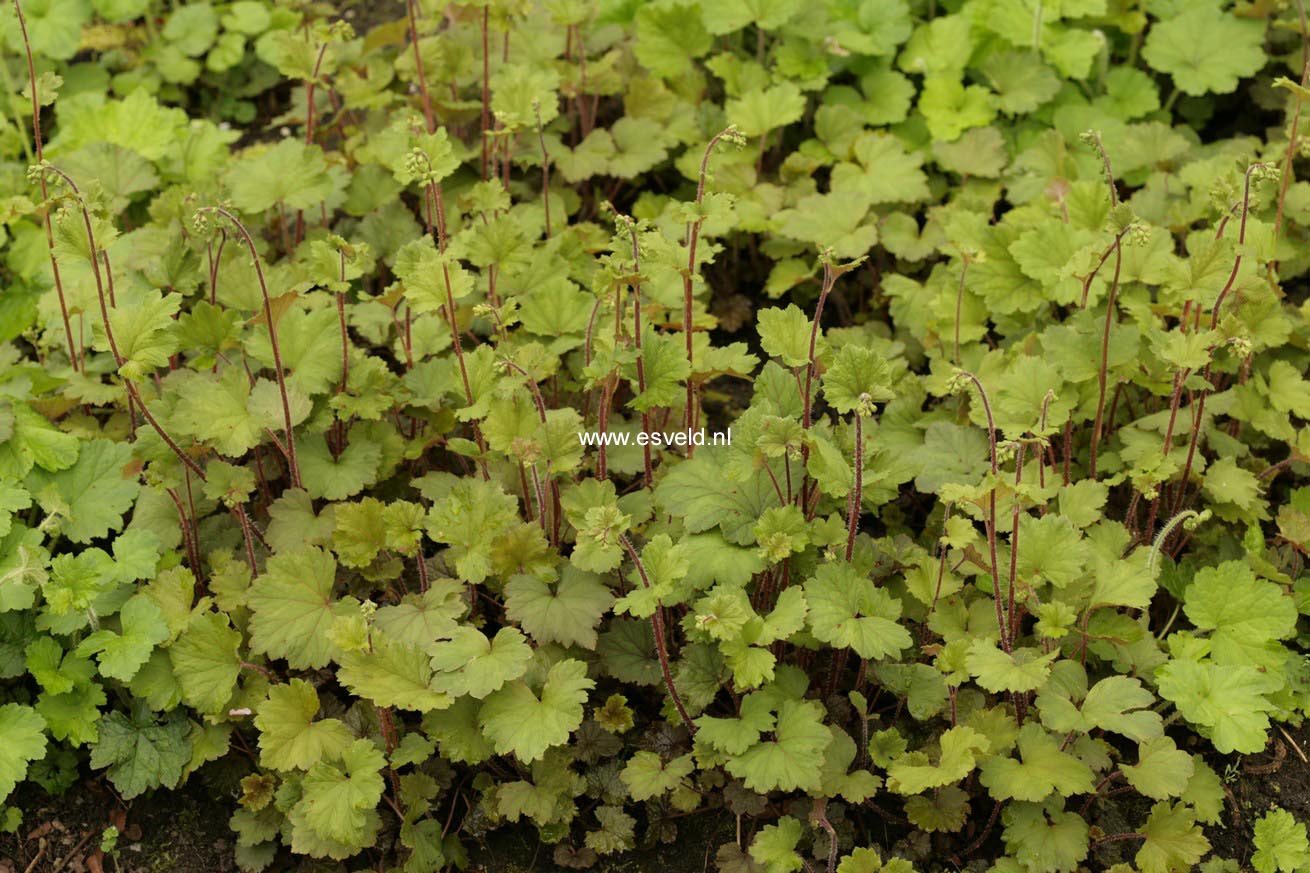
[2,0,1310,870]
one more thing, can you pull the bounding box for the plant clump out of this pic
[0,1,1309,872]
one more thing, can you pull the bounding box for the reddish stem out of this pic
[619,535,697,736]
[844,412,865,562]
[480,7,490,179]
[14,0,78,372]
[1174,165,1263,516]
[956,371,1009,652]
[199,207,301,488]
[681,127,736,443]
[404,0,436,134]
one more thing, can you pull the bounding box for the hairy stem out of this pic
[1087,236,1123,478]
[198,207,301,488]
[956,371,1009,652]
[844,411,865,562]
[1273,0,1309,253]
[234,505,258,574]
[404,0,436,134]
[1174,165,1263,515]
[418,174,490,478]
[953,258,970,366]
[623,218,654,487]
[1007,441,1025,642]
[14,0,78,372]
[295,42,330,247]
[619,535,697,736]
[536,106,552,238]
[480,7,490,179]
[681,127,736,444]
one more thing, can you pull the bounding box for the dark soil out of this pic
[1085,722,1310,870]
[0,777,235,873]
[1202,723,1310,867]
[464,810,735,873]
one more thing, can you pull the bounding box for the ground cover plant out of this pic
[1,0,1310,870]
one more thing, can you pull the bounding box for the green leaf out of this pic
[296,739,386,845]
[628,329,691,412]
[775,191,877,259]
[620,750,694,801]
[163,3,218,55]
[727,83,806,138]
[244,306,342,395]
[1252,808,1310,873]
[1155,659,1280,754]
[220,1,269,33]
[700,0,801,34]
[918,75,996,143]
[757,305,815,368]
[254,679,353,771]
[1058,480,1109,529]
[76,594,168,682]
[478,658,594,763]
[338,636,449,713]
[0,525,45,613]
[1122,737,1194,801]
[818,728,881,802]
[1036,670,1162,742]
[373,585,464,651]
[26,636,92,695]
[49,90,188,161]
[979,723,1094,802]
[174,368,261,457]
[1263,360,1310,418]
[695,693,775,756]
[1136,802,1210,873]
[898,15,973,76]
[886,726,988,795]
[248,547,352,670]
[842,132,931,203]
[1200,457,1262,517]
[167,612,242,715]
[822,346,895,414]
[749,817,804,873]
[1183,561,1297,666]
[634,2,712,79]
[0,704,46,802]
[1142,7,1266,96]
[505,568,613,650]
[99,289,180,380]
[421,699,491,769]
[725,699,832,794]
[425,479,519,584]
[653,448,781,545]
[429,627,532,700]
[89,706,190,799]
[297,436,381,502]
[981,52,1061,114]
[201,461,256,510]
[1000,801,1090,873]
[42,549,114,618]
[805,564,911,660]
[331,497,389,569]
[30,439,139,544]
[224,139,338,213]
[0,0,89,59]
[393,239,473,314]
[1013,514,1086,588]
[585,805,636,856]
[966,642,1057,694]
